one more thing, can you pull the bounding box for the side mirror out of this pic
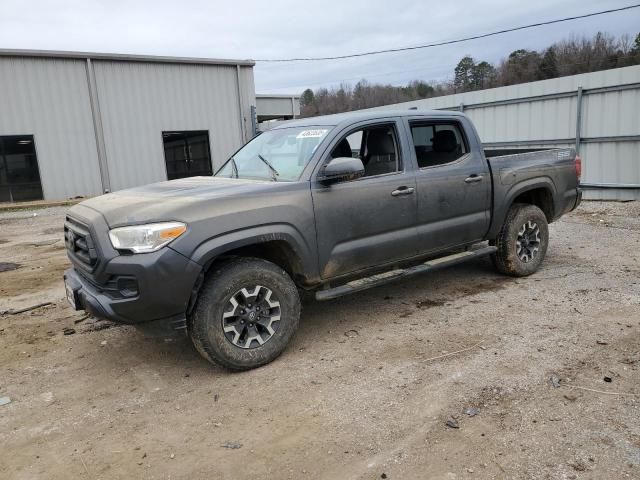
[318,157,365,185]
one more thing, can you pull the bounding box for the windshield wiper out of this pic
[257,154,279,181]
[230,157,239,178]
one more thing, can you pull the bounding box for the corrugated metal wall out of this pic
[0,57,103,199]
[93,61,253,191]
[256,95,300,118]
[238,64,257,127]
[364,65,640,200]
[0,54,255,200]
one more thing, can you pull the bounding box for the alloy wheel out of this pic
[222,285,281,349]
[516,220,541,263]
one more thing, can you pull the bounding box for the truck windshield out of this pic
[215,127,332,181]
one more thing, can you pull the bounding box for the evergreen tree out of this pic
[300,88,315,107]
[502,49,541,85]
[537,48,559,80]
[407,80,434,98]
[454,56,476,91]
[472,61,496,89]
[632,32,640,56]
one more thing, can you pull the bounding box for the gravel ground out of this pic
[0,201,639,480]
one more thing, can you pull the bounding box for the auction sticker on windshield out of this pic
[296,129,328,139]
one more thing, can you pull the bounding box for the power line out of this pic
[257,55,637,93]
[255,3,640,62]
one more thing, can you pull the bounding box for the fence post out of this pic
[575,86,583,154]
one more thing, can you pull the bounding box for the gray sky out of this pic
[1,0,639,94]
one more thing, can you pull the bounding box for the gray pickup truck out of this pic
[64,110,581,370]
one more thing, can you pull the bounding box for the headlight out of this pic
[108,222,187,253]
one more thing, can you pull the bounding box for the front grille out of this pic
[64,216,98,270]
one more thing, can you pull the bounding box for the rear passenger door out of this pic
[406,117,491,253]
[311,119,419,279]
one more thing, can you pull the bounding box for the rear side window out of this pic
[410,122,467,168]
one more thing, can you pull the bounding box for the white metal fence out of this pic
[364,65,640,200]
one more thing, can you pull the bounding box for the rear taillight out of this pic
[575,155,582,181]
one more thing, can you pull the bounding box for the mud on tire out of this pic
[189,257,300,371]
[491,203,549,277]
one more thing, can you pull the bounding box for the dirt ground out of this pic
[0,201,639,480]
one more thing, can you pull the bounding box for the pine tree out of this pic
[632,32,640,56]
[471,61,496,89]
[537,48,559,80]
[454,56,476,92]
[407,80,434,98]
[300,89,315,107]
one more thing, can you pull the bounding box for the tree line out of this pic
[299,31,640,117]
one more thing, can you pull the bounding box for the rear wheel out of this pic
[189,257,300,370]
[491,203,549,277]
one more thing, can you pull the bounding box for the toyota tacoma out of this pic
[64,110,582,370]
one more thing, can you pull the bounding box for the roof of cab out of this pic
[271,109,465,130]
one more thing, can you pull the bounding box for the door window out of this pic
[330,124,400,177]
[163,131,213,180]
[0,135,43,202]
[410,122,467,168]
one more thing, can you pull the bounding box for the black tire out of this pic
[491,203,549,277]
[189,257,300,371]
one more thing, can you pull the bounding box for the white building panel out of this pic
[0,50,256,200]
[93,61,253,191]
[256,95,300,118]
[0,56,103,199]
[363,65,640,200]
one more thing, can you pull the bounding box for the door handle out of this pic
[391,186,415,197]
[464,175,483,183]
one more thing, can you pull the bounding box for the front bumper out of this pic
[64,245,202,330]
[63,204,203,330]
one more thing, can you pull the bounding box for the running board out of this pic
[315,245,497,301]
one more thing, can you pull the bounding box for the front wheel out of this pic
[491,203,549,277]
[189,257,300,370]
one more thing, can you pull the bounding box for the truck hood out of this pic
[78,176,274,226]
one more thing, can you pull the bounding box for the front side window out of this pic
[330,124,400,177]
[216,127,331,181]
[410,122,467,168]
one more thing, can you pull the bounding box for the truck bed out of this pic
[483,147,579,236]
[484,147,577,182]
[484,147,557,158]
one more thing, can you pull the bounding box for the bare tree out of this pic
[299,31,640,117]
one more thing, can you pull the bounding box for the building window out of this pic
[162,131,213,180]
[0,135,43,202]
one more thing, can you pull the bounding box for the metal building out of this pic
[363,65,640,200]
[0,49,256,202]
[256,94,300,128]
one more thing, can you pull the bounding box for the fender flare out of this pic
[487,177,557,239]
[189,223,317,277]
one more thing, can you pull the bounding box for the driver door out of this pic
[311,120,419,279]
